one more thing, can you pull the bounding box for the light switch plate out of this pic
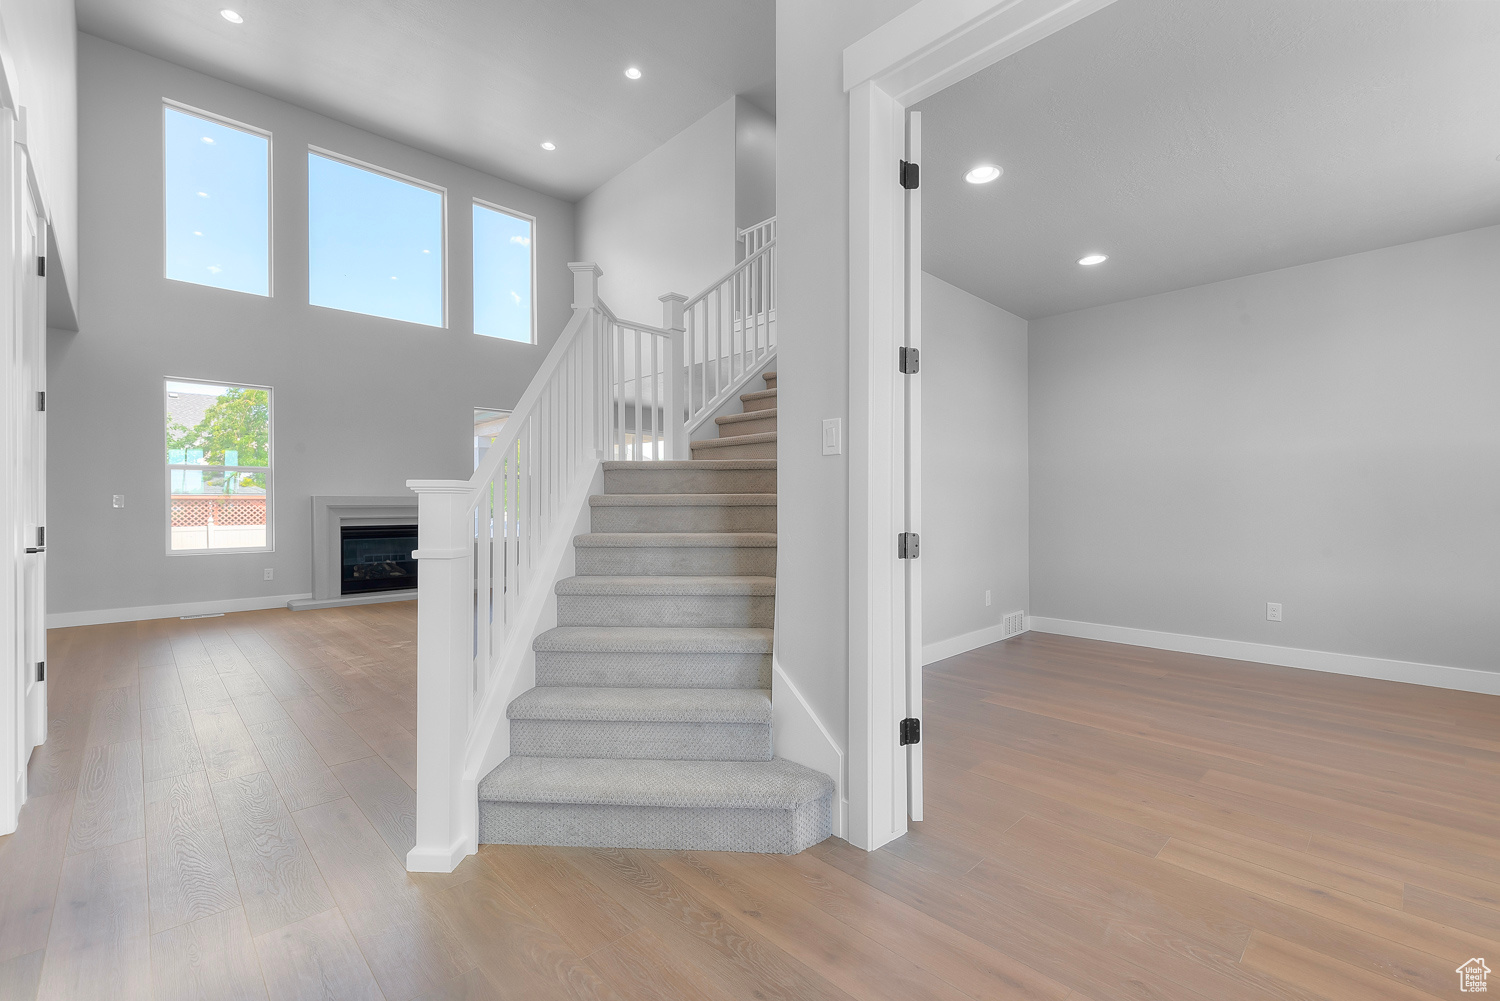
[112,494,125,508]
[822,418,842,456]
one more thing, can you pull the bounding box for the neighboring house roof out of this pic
[165,392,217,436]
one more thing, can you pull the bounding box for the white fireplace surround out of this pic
[288,495,419,611]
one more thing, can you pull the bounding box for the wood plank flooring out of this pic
[3,608,1498,1000]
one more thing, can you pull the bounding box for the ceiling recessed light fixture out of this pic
[220,9,243,23]
[964,164,1002,184]
[1078,253,1108,266]
[624,66,642,80]
[540,141,556,151]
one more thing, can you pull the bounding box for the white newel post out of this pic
[660,292,688,460]
[406,479,474,872]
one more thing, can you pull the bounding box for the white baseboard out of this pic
[923,620,1027,665]
[1029,616,1500,697]
[47,593,313,629]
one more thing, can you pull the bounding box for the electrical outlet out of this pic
[112,494,125,508]
[1267,602,1282,622]
[264,568,274,581]
[984,589,992,607]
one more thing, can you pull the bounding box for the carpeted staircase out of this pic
[477,372,836,852]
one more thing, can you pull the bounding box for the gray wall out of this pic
[49,35,575,616]
[734,96,775,234]
[921,274,1028,648]
[775,0,919,750]
[1030,223,1500,672]
[577,98,736,324]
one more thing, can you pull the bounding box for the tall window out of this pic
[165,379,272,553]
[163,105,270,296]
[308,150,444,326]
[473,201,534,342]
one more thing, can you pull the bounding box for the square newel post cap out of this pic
[569,262,603,309]
[659,292,687,331]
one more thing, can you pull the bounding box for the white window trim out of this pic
[162,99,274,297]
[472,197,539,345]
[307,145,450,329]
[163,377,275,556]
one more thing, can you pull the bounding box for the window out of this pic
[473,201,535,342]
[308,150,444,326]
[474,408,511,470]
[163,105,271,296]
[165,379,272,553]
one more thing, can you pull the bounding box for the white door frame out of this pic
[842,0,1118,850]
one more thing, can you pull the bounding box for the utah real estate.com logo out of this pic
[1459,958,1491,992]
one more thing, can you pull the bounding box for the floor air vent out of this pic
[1003,611,1026,638]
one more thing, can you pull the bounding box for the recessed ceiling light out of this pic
[964,164,1002,184]
[220,9,243,23]
[540,141,556,151]
[624,67,642,80]
[1078,253,1108,266]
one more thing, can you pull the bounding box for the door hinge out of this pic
[898,346,919,374]
[897,532,919,559]
[36,256,45,277]
[36,661,45,683]
[37,526,44,548]
[899,159,920,190]
[899,717,921,745]
[36,390,45,412]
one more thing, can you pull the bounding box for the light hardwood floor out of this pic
[3,608,1498,1000]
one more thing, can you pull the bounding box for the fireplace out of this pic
[340,524,418,595]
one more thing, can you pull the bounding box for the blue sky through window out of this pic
[473,202,534,342]
[308,152,444,327]
[164,107,270,296]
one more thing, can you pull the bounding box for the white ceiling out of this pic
[915,0,1500,320]
[76,0,774,201]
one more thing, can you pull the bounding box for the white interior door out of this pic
[19,150,45,755]
[903,112,923,822]
[0,108,20,832]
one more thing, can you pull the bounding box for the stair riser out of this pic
[535,651,770,689]
[590,505,775,533]
[556,594,773,629]
[510,720,772,761]
[603,467,775,495]
[740,393,777,413]
[717,415,778,437]
[480,797,830,853]
[692,439,776,460]
[576,547,776,576]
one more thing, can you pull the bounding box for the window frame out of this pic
[162,99,274,297]
[472,197,538,345]
[163,376,276,556]
[306,145,449,328]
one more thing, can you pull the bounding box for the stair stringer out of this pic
[462,462,605,850]
[771,649,847,839]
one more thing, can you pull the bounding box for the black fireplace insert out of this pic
[340,524,418,595]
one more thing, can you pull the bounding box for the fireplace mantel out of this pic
[288,495,419,611]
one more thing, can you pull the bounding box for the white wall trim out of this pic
[1029,617,1500,697]
[47,593,313,629]
[771,654,848,839]
[923,619,1028,665]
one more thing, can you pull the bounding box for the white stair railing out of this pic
[405,263,684,871]
[684,238,776,436]
[738,216,776,259]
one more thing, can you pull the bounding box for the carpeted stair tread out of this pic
[740,388,777,403]
[574,531,776,548]
[534,626,773,654]
[691,431,777,450]
[508,686,771,724]
[479,756,832,810]
[556,575,774,597]
[602,459,776,471]
[590,493,775,506]
[716,409,778,426]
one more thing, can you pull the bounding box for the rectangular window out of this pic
[165,379,273,553]
[163,104,271,296]
[474,408,512,470]
[308,150,444,327]
[473,201,535,342]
